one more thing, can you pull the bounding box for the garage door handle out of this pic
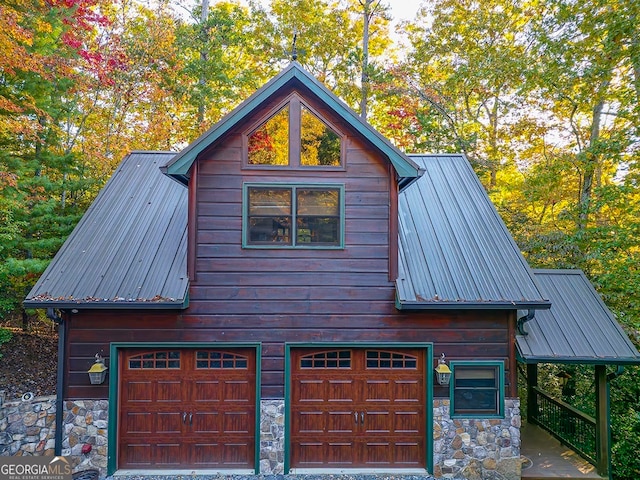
[182,412,187,424]
[360,412,365,425]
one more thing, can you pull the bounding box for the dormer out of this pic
[161,62,423,187]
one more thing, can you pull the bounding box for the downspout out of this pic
[517,309,535,335]
[46,308,65,456]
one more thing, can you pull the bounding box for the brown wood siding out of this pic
[65,309,515,400]
[63,87,518,402]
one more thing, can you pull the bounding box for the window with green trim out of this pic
[244,184,343,248]
[450,361,504,418]
[245,94,343,168]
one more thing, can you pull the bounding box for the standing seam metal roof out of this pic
[24,151,188,309]
[517,270,640,364]
[397,154,550,309]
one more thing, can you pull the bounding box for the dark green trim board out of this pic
[162,62,423,184]
[106,342,262,476]
[283,342,434,474]
[449,360,505,419]
[242,182,345,249]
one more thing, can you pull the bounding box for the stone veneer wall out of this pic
[0,393,56,456]
[61,399,109,473]
[2,395,521,480]
[259,399,285,474]
[0,394,109,477]
[433,398,521,480]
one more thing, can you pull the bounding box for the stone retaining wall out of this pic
[0,393,56,456]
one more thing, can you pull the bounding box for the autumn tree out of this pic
[393,0,533,186]
[0,0,110,324]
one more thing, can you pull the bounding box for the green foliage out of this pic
[0,328,12,359]
[610,368,640,480]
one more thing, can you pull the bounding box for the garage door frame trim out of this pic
[107,342,262,476]
[284,342,433,474]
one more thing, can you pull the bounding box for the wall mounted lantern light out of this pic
[88,353,108,385]
[434,353,452,386]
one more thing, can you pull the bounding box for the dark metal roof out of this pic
[24,151,189,309]
[396,154,551,310]
[162,61,423,185]
[517,270,640,365]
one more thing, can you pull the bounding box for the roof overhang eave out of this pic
[516,349,640,366]
[396,297,552,311]
[23,298,189,310]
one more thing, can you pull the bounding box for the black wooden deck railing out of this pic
[529,386,597,465]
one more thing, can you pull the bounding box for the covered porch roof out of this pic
[517,269,640,365]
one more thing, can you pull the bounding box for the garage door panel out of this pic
[328,411,356,433]
[329,380,355,402]
[295,379,325,402]
[394,411,421,433]
[294,410,324,433]
[365,380,392,402]
[224,380,251,402]
[157,381,183,402]
[394,379,421,402]
[122,443,151,466]
[155,443,182,466]
[394,442,422,465]
[223,411,251,434]
[290,347,426,469]
[190,441,221,466]
[156,412,183,434]
[221,441,253,467]
[119,348,256,470]
[362,441,391,465]
[192,412,220,434]
[327,441,356,465]
[123,412,153,434]
[364,410,391,433]
[294,442,324,466]
[124,381,153,402]
[193,380,221,402]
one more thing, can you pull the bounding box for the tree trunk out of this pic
[197,0,210,127]
[360,0,371,120]
[578,98,605,230]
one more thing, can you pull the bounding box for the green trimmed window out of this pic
[450,361,504,418]
[244,184,344,248]
[246,94,342,167]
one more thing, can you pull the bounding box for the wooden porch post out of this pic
[594,364,610,478]
[527,363,538,424]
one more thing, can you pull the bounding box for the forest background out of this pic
[0,0,638,477]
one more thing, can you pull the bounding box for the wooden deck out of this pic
[521,422,606,480]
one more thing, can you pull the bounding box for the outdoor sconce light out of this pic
[434,353,452,386]
[88,353,108,385]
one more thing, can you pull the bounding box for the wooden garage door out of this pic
[290,348,426,469]
[119,348,256,470]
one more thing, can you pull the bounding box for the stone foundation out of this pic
[433,398,521,480]
[2,394,522,480]
[61,399,109,474]
[259,399,285,473]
